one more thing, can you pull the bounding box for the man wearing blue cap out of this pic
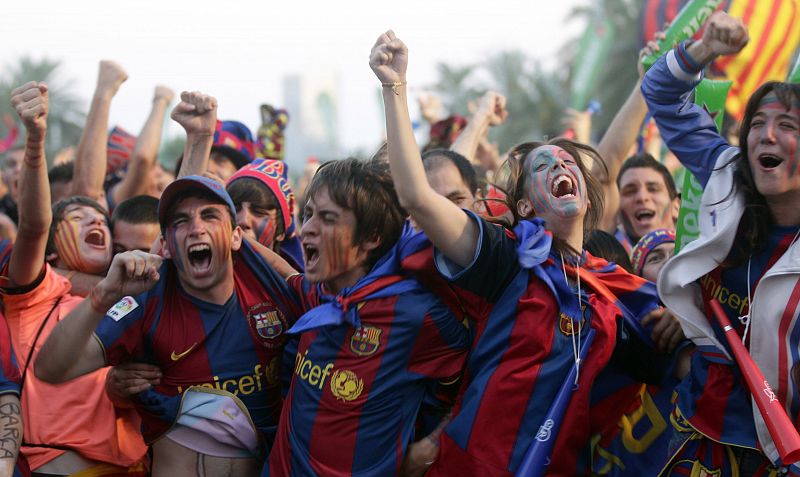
[37,164,302,474]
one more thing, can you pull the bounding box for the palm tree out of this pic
[0,56,86,160]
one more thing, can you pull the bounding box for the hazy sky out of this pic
[2,0,585,159]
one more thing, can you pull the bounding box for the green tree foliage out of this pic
[158,134,185,173]
[430,0,643,152]
[0,56,85,160]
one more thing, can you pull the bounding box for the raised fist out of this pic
[96,250,162,309]
[369,30,408,85]
[701,12,749,57]
[10,81,48,137]
[171,91,218,137]
[96,60,128,96]
[153,85,175,104]
[477,91,508,127]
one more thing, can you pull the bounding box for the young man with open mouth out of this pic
[35,92,303,477]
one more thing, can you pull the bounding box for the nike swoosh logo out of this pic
[171,342,198,361]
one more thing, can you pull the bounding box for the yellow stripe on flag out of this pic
[712,0,800,119]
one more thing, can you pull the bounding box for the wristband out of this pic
[382,82,406,96]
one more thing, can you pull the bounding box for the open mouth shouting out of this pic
[633,208,656,226]
[757,153,784,170]
[187,243,213,273]
[84,228,107,249]
[551,174,576,199]
[302,242,319,272]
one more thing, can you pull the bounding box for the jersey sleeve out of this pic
[640,43,733,188]
[93,291,153,366]
[406,298,469,380]
[287,274,319,313]
[0,314,20,396]
[433,210,520,304]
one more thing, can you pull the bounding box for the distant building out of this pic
[282,72,340,170]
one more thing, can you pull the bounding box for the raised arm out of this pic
[7,82,51,288]
[172,91,217,178]
[641,12,748,187]
[35,250,161,383]
[594,40,661,233]
[110,85,174,204]
[370,31,478,267]
[450,91,508,165]
[72,60,128,205]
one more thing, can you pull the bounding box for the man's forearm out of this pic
[73,90,114,200]
[177,133,213,178]
[451,112,490,165]
[35,289,110,383]
[114,96,171,201]
[0,394,22,477]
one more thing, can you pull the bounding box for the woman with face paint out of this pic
[371,31,672,476]
[642,12,800,476]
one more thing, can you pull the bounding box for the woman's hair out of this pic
[498,138,606,256]
[586,230,634,273]
[722,81,800,267]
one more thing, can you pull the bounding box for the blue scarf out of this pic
[288,222,424,334]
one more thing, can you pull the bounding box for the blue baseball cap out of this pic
[158,175,237,231]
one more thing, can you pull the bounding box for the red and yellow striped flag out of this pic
[711,0,800,119]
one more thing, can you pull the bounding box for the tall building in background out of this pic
[282,72,340,171]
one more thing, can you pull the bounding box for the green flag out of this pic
[674,78,731,253]
[641,0,725,71]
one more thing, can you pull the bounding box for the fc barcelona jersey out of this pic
[267,274,469,477]
[418,213,661,476]
[94,241,302,444]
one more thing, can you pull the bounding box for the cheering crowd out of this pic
[0,10,798,477]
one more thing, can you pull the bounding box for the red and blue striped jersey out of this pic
[0,312,19,397]
[267,273,469,477]
[0,312,30,477]
[419,214,660,476]
[94,241,302,444]
[674,224,800,450]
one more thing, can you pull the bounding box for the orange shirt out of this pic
[1,265,147,471]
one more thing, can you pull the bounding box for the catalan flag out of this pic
[642,0,800,119]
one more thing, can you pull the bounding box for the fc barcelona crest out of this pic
[247,302,286,346]
[350,326,382,357]
[558,312,584,336]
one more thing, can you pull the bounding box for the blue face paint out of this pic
[525,145,588,219]
[166,225,185,272]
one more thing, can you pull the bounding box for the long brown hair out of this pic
[497,138,606,257]
[722,81,800,267]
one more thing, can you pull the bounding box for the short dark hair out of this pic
[47,196,109,256]
[585,230,633,273]
[111,195,159,228]
[421,149,479,195]
[48,162,74,185]
[226,177,286,238]
[304,158,406,270]
[617,153,678,200]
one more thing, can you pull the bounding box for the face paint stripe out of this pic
[255,218,277,248]
[54,220,85,271]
